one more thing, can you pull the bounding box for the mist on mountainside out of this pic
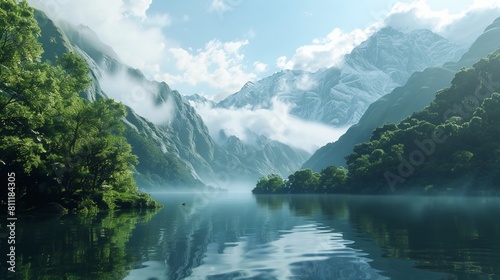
[99,69,176,124]
[189,98,348,154]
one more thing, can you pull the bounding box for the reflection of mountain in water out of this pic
[189,223,378,280]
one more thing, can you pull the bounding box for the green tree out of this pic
[287,169,320,193]
[320,166,348,193]
[48,98,137,194]
[252,174,285,194]
[1,0,42,174]
[0,0,42,69]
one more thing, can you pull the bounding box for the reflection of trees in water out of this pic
[15,210,159,280]
[345,196,500,277]
[254,194,288,210]
[253,194,386,280]
[254,194,349,220]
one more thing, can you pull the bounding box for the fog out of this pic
[190,97,348,154]
[99,69,175,124]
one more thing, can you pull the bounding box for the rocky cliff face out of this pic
[303,17,500,171]
[218,27,466,127]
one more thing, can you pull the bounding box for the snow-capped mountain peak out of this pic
[217,27,467,127]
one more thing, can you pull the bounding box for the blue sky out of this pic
[29,0,500,100]
[148,1,387,64]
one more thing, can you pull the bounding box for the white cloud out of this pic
[383,0,500,43]
[192,98,348,154]
[99,69,175,124]
[28,0,173,75]
[253,61,267,73]
[208,0,235,15]
[276,56,294,70]
[295,74,317,91]
[382,1,457,32]
[276,27,377,72]
[156,39,260,99]
[123,0,152,20]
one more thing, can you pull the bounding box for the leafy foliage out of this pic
[286,169,321,193]
[252,174,286,194]
[252,167,347,194]
[0,0,159,210]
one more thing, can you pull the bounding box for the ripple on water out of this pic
[187,222,386,280]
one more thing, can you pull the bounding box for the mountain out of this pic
[34,10,306,189]
[184,94,216,108]
[213,134,309,181]
[217,27,467,127]
[304,17,500,171]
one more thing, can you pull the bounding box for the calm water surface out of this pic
[6,193,500,279]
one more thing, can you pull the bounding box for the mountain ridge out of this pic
[217,27,467,127]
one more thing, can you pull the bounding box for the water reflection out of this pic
[344,196,500,279]
[9,193,500,280]
[188,223,380,279]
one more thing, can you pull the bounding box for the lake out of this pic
[5,192,500,279]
